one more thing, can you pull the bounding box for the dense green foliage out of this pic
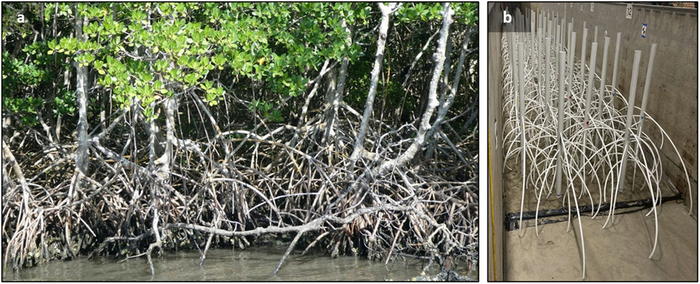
[3,2,476,127]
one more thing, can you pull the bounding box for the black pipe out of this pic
[504,194,683,231]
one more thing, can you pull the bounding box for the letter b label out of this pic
[503,10,512,24]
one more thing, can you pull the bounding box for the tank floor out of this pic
[504,202,697,281]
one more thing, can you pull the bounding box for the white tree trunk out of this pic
[373,3,454,177]
[74,14,89,175]
[349,3,396,168]
[158,96,177,181]
[322,67,337,140]
[66,6,89,258]
[146,100,163,269]
[324,19,352,156]
[426,29,473,144]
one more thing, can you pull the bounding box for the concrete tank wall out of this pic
[487,2,505,281]
[524,3,698,216]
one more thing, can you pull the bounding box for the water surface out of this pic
[3,245,462,281]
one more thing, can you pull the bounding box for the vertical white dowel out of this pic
[568,22,573,51]
[570,17,574,38]
[637,44,658,137]
[519,42,526,165]
[611,32,622,99]
[566,31,576,136]
[561,18,566,50]
[518,43,527,230]
[555,50,567,198]
[594,26,599,44]
[618,50,643,192]
[531,10,536,65]
[545,37,552,110]
[580,42,598,168]
[580,27,588,95]
[539,27,544,85]
[510,26,518,107]
[567,32,577,103]
[556,23,561,69]
[595,36,611,147]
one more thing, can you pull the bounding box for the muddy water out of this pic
[3,245,473,281]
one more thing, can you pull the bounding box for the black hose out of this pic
[504,194,683,231]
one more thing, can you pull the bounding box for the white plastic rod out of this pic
[595,36,611,147]
[509,23,519,145]
[563,9,566,30]
[618,50,643,192]
[580,42,598,168]
[568,22,573,52]
[555,21,560,49]
[518,43,527,230]
[594,26,599,44]
[526,10,529,30]
[509,26,518,104]
[611,32,622,98]
[567,32,577,104]
[565,30,577,137]
[545,37,552,110]
[557,19,566,50]
[519,42,526,163]
[560,18,566,49]
[556,23,561,67]
[585,43,599,116]
[631,44,658,194]
[593,26,599,74]
[543,10,547,32]
[531,12,536,67]
[539,27,544,86]
[567,19,572,67]
[562,18,571,47]
[561,13,565,45]
[531,10,536,53]
[580,27,588,94]
[570,17,574,38]
[637,44,658,137]
[544,13,547,35]
[555,50,567,198]
[597,36,611,118]
[544,10,547,30]
[570,17,574,51]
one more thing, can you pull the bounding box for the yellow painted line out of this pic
[488,127,497,281]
